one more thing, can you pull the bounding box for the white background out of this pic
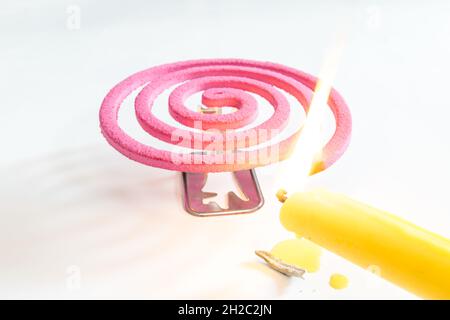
[0,0,449,299]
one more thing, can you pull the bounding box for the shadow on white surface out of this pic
[0,144,290,299]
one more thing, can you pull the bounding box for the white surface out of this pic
[1,0,449,299]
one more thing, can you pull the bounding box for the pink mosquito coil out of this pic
[99,59,351,174]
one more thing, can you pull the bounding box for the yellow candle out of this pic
[279,189,450,299]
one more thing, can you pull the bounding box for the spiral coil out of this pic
[99,59,351,173]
